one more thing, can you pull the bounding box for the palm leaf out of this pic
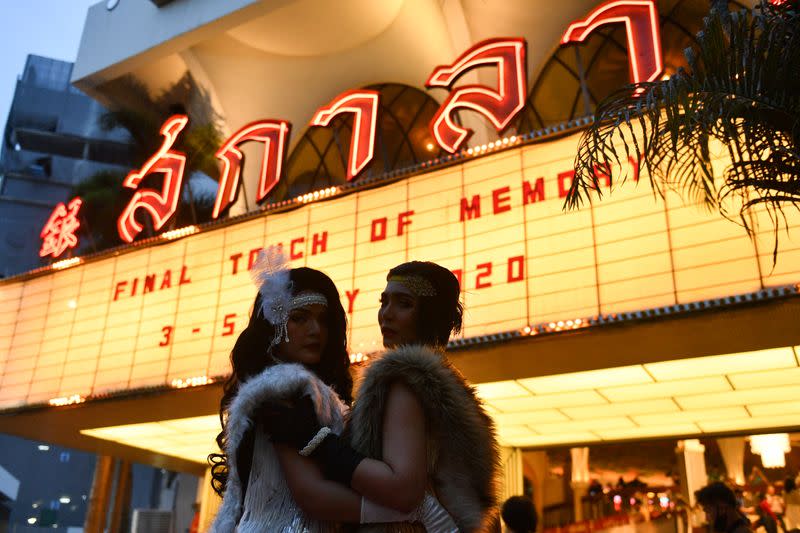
[567,0,800,262]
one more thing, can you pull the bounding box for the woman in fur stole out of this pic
[270,261,500,532]
[209,251,455,532]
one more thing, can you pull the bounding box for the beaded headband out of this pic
[290,292,328,310]
[387,274,437,297]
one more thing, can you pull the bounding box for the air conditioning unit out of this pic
[131,509,172,533]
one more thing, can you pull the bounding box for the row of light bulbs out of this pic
[42,133,525,275]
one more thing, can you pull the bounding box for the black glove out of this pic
[258,395,322,449]
[258,395,365,486]
[311,432,365,487]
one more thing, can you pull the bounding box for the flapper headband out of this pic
[387,274,437,296]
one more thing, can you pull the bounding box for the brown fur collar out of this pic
[347,345,500,532]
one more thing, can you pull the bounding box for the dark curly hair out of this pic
[386,261,463,347]
[207,267,352,496]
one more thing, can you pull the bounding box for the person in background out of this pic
[501,496,538,533]
[783,477,800,532]
[768,484,788,532]
[695,482,752,533]
[758,492,780,533]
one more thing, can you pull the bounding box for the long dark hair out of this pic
[208,267,352,495]
[387,261,463,347]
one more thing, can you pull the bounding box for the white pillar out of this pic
[526,451,548,533]
[570,447,590,523]
[499,446,524,504]
[717,437,746,485]
[676,439,707,528]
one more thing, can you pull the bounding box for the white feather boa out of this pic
[210,363,348,533]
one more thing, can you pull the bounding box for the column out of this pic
[109,460,132,533]
[717,437,745,485]
[570,447,590,523]
[499,446,525,504]
[83,455,114,533]
[676,439,708,528]
[526,451,548,533]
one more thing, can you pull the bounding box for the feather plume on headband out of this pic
[249,246,293,349]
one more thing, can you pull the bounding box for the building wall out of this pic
[0,55,131,278]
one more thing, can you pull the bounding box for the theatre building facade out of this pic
[1,0,798,530]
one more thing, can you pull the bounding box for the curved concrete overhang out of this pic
[73,0,606,132]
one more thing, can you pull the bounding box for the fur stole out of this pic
[347,345,500,532]
[211,363,348,533]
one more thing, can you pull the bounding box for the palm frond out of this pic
[567,0,800,261]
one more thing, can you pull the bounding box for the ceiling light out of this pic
[645,347,795,381]
[501,432,600,448]
[474,380,531,399]
[490,390,605,412]
[599,376,731,402]
[562,398,679,420]
[632,407,748,426]
[595,424,700,440]
[82,416,222,464]
[747,401,800,417]
[727,367,800,390]
[534,417,635,435]
[750,433,791,468]
[490,409,570,426]
[698,413,800,434]
[676,384,800,410]
[518,365,652,394]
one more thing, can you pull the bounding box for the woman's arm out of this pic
[275,444,361,522]
[349,382,427,513]
[266,382,428,513]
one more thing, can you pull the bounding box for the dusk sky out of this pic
[0,0,99,128]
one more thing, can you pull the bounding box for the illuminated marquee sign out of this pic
[213,120,291,218]
[426,38,527,153]
[561,0,663,85]
[118,115,188,243]
[2,133,798,410]
[104,4,669,242]
[311,90,380,182]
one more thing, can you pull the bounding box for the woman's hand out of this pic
[258,395,322,449]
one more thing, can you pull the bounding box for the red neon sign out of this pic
[426,38,527,154]
[213,120,291,218]
[40,197,82,258]
[561,0,663,86]
[311,90,380,181]
[117,115,188,243]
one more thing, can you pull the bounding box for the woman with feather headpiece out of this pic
[208,248,456,532]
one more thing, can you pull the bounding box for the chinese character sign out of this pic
[40,197,83,258]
